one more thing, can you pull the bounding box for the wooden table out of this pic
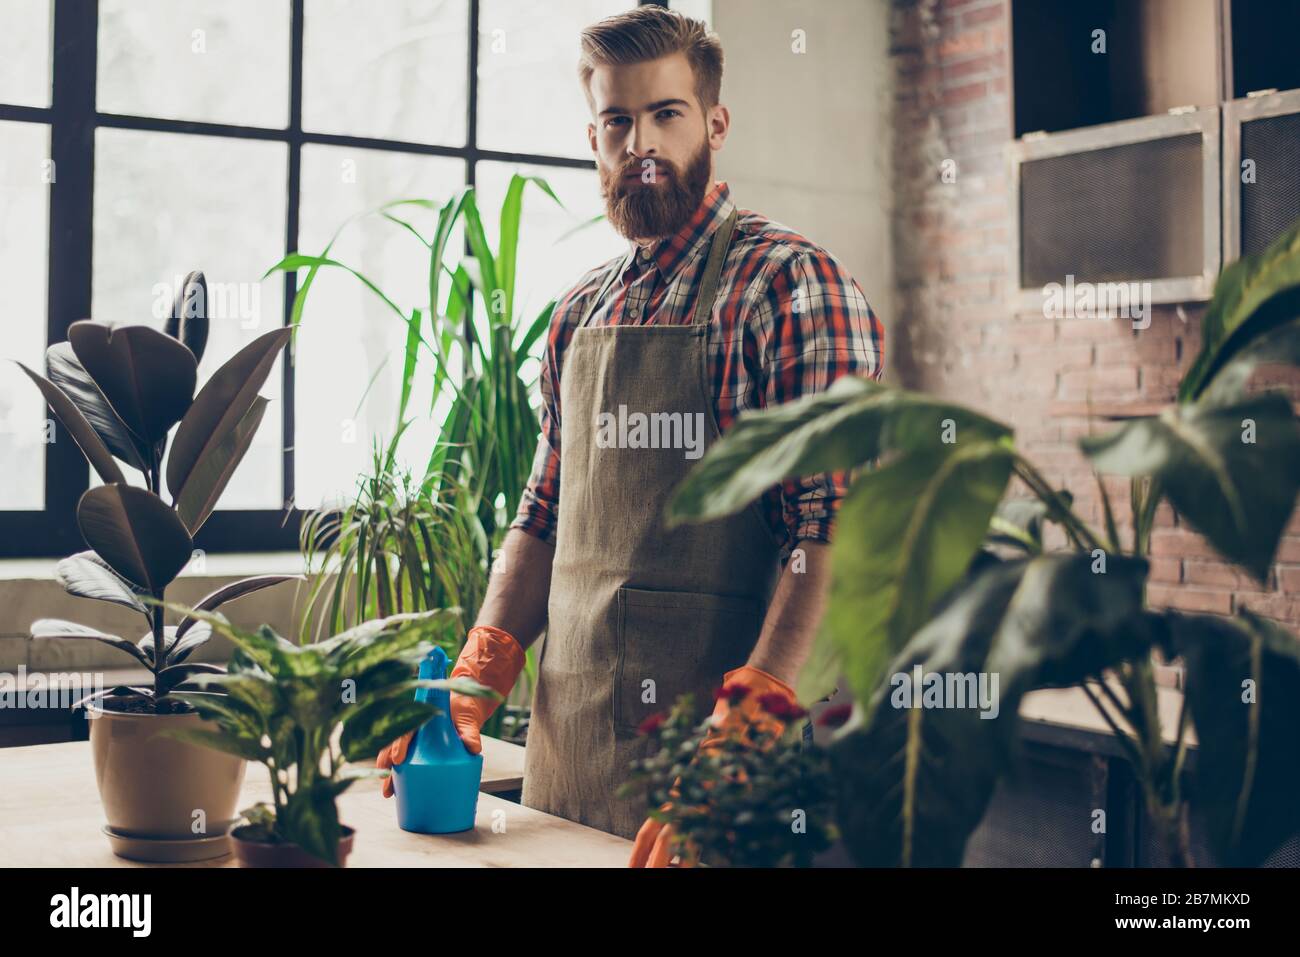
[0,737,631,867]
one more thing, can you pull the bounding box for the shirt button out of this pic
[639,247,653,261]
[629,307,641,318]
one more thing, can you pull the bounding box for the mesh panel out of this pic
[1020,133,1204,287]
[1240,111,1300,256]
[963,759,1101,868]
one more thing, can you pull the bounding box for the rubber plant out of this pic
[157,604,499,866]
[14,272,300,712]
[667,217,1300,868]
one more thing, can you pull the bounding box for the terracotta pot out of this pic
[89,698,246,857]
[231,825,356,868]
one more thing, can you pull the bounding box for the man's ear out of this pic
[706,104,730,151]
[587,122,597,154]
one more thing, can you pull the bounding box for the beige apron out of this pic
[521,209,785,839]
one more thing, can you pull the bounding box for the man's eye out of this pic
[605,116,630,128]
[657,109,681,120]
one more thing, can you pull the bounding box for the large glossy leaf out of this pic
[76,485,193,594]
[67,321,197,445]
[167,325,289,520]
[13,361,126,485]
[55,550,149,616]
[161,725,266,762]
[44,341,150,471]
[172,395,269,533]
[1181,217,1300,402]
[1174,609,1300,866]
[668,376,1011,523]
[1201,315,1300,406]
[832,552,1151,866]
[828,560,1028,867]
[162,270,210,364]
[157,661,224,695]
[825,441,1015,709]
[1081,393,1300,581]
[29,619,151,667]
[175,574,302,640]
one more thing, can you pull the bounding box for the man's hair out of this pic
[577,5,724,112]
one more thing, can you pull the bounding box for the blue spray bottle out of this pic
[392,645,484,833]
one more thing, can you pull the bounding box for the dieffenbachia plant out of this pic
[667,218,1300,868]
[158,604,499,866]
[14,272,301,712]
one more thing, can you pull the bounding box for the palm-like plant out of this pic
[14,272,299,712]
[668,219,1300,868]
[268,175,592,728]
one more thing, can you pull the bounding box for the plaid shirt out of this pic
[510,180,884,558]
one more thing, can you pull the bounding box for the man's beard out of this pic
[598,138,712,242]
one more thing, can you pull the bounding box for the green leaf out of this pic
[1200,315,1300,407]
[339,697,438,763]
[668,376,1011,523]
[279,783,343,866]
[1181,216,1300,402]
[159,725,266,762]
[1174,609,1300,866]
[826,441,1015,709]
[1081,393,1300,581]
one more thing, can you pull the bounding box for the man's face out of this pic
[587,52,727,241]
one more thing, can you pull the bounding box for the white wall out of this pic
[710,0,894,334]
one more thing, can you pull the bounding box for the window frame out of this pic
[0,0,662,558]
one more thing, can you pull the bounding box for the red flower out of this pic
[715,681,751,706]
[816,703,852,728]
[637,712,667,736]
[758,693,807,721]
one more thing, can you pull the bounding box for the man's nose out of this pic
[627,122,659,165]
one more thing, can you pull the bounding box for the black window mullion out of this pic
[283,0,305,518]
[40,0,99,555]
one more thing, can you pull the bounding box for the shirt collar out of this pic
[625,181,734,286]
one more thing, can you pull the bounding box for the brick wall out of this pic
[888,0,1300,630]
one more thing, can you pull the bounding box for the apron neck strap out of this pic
[577,207,740,330]
[690,207,738,327]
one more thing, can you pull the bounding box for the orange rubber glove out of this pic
[628,664,800,867]
[378,625,525,798]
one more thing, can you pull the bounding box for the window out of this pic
[0,0,700,557]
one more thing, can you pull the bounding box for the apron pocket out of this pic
[613,586,762,737]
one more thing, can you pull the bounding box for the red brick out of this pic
[1278,565,1300,592]
[1234,592,1300,622]
[1059,366,1139,399]
[1151,528,1223,561]
[1148,557,1181,583]
[1147,585,1233,616]
[1184,560,1272,591]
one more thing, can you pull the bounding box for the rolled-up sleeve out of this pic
[753,248,885,546]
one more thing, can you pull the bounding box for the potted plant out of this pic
[667,219,1300,867]
[158,604,498,866]
[13,271,299,861]
[620,691,837,867]
[275,175,588,741]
